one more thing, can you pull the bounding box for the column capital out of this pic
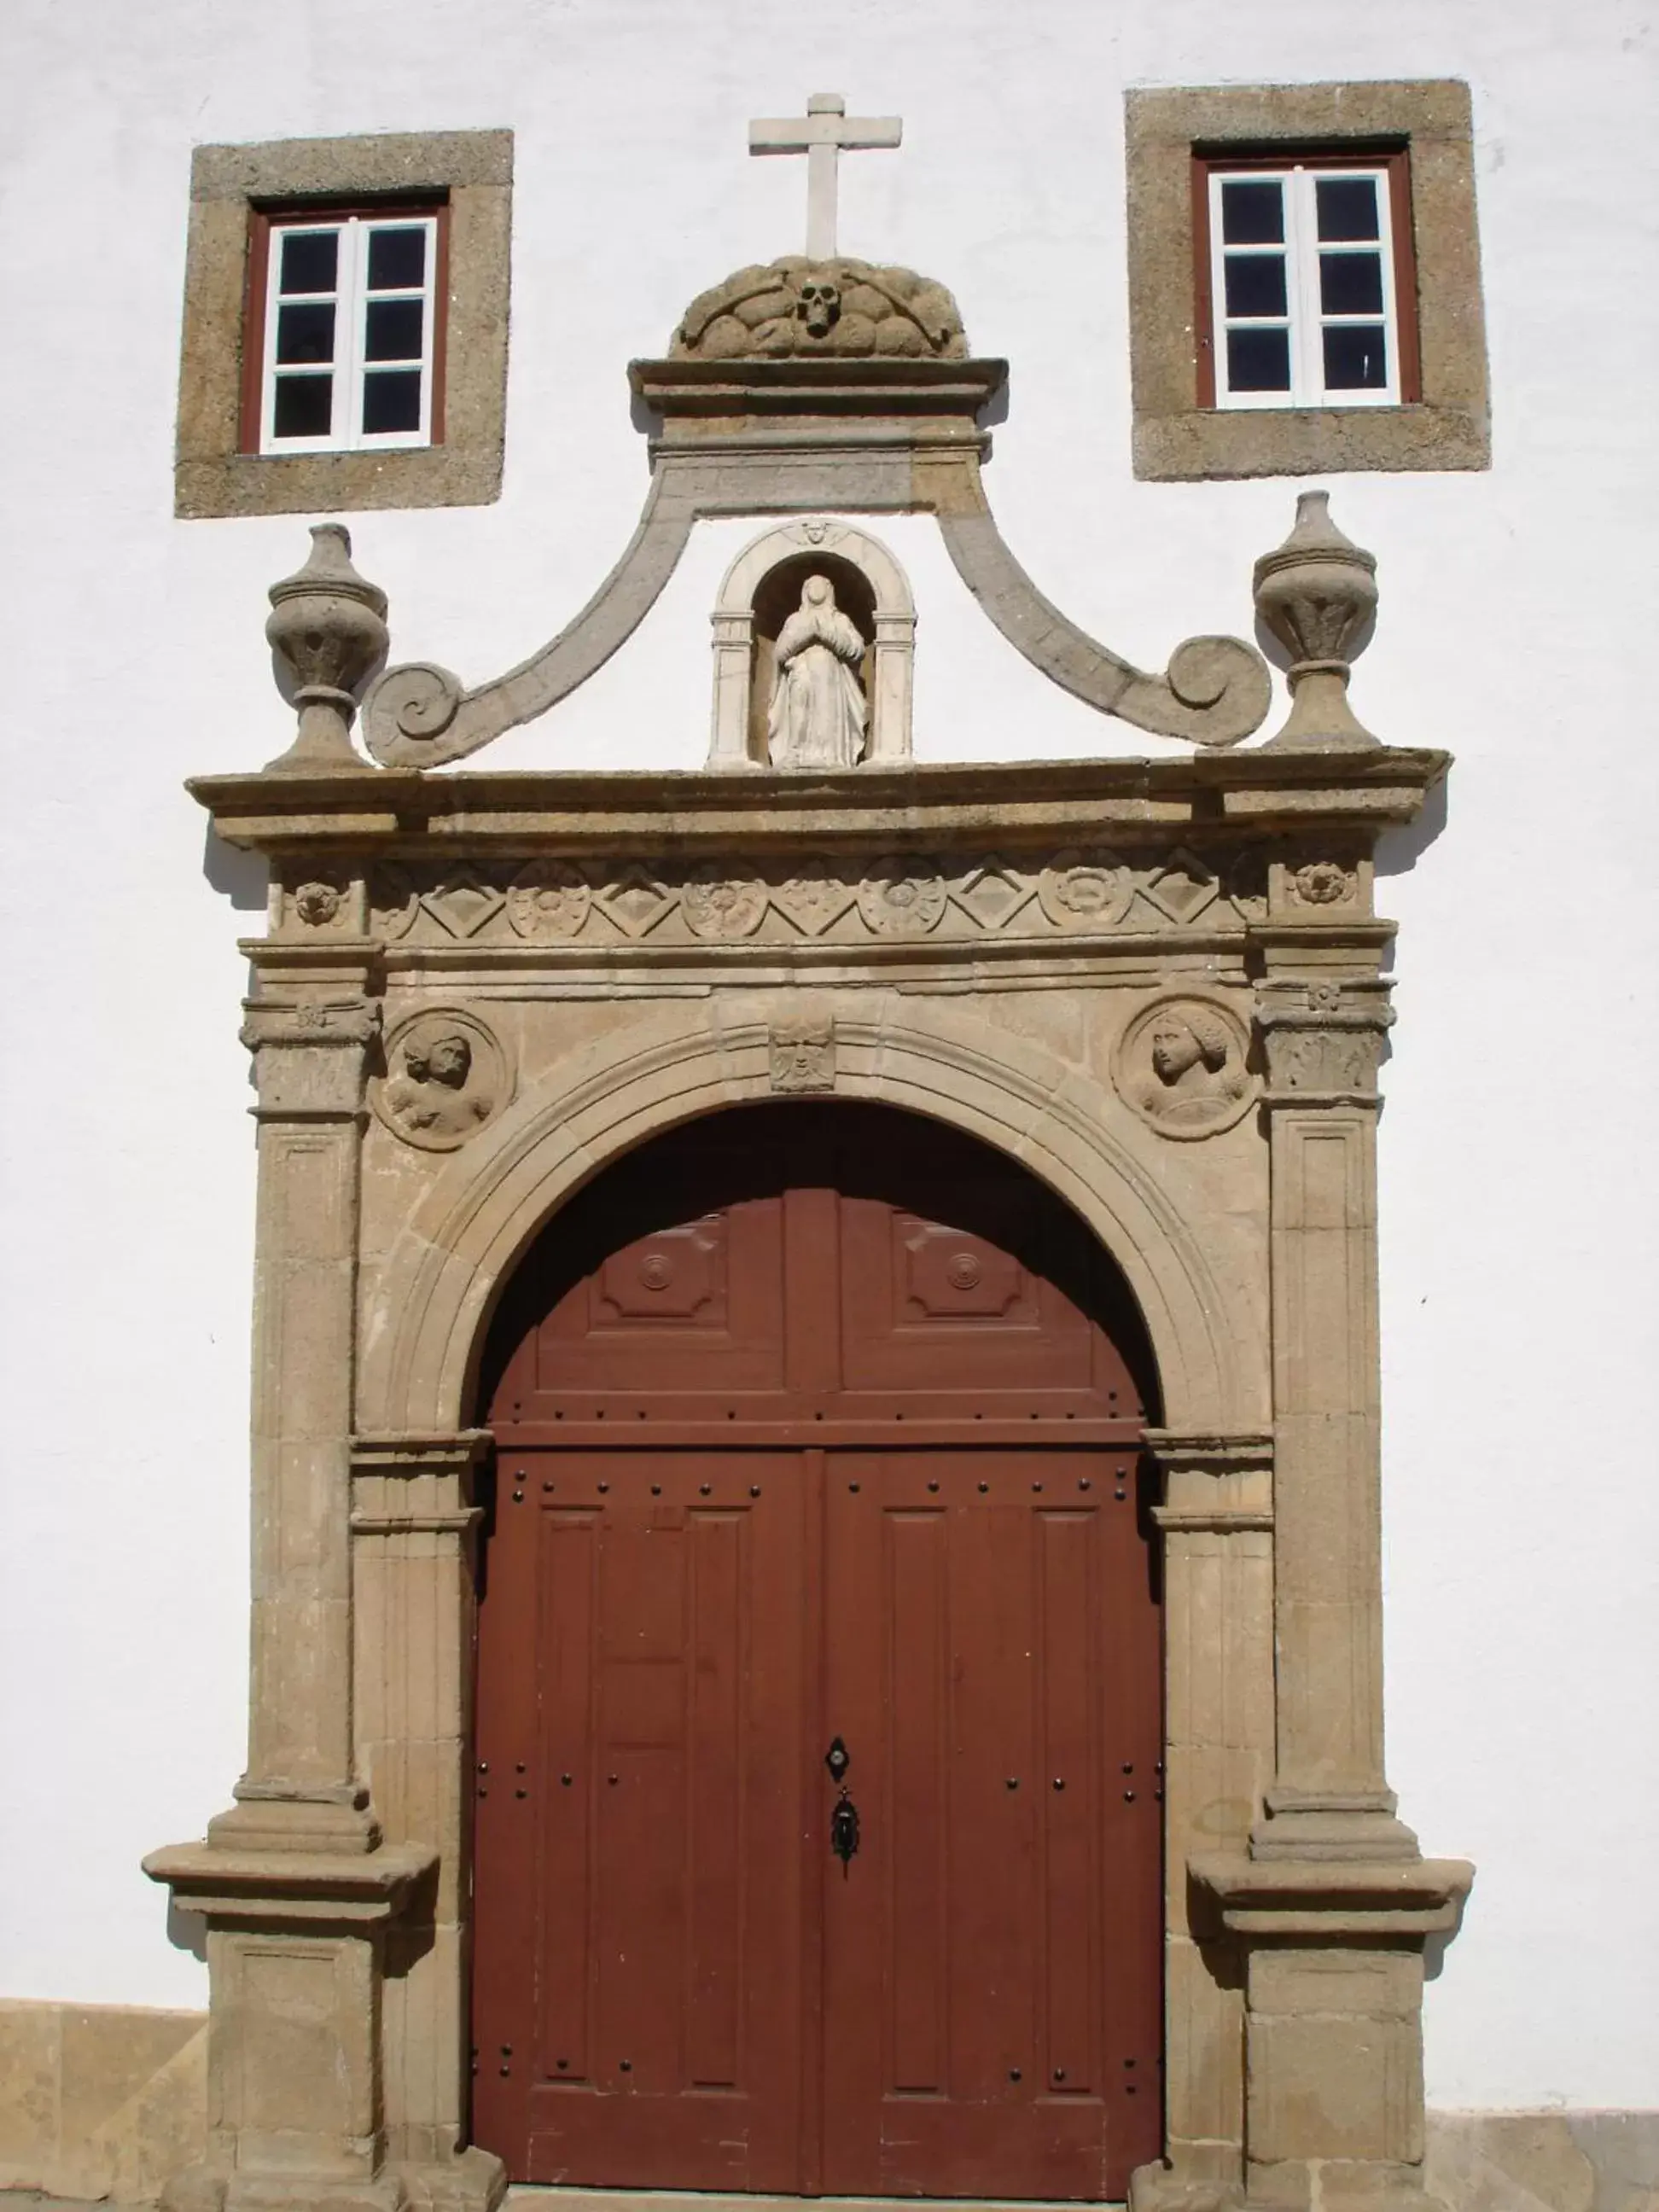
[1255,976,1393,1104]
[1146,1428,1274,1534]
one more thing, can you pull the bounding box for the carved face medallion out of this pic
[373,1009,511,1152]
[1113,993,1256,1140]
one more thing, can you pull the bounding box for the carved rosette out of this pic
[1038,849,1133,930]
[506,859,591,942]
[857,856,946,937]
[1256,980,1393,1103]
[682,865,768,940]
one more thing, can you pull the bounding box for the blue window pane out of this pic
[1316,177,1380,242]
[365,298,424,363]
[278,230,338,295]
[1226,327,1290,393]
[1224,253,1288,318]
[1220,179,1284,245]
[276,300,335,365]
[1323,324,1388,389]
[1320,253,1384,316]
[272,374,332,438]
[367,226,427,290]
[363,370,422,434]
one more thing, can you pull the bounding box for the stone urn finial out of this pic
[264,523,389,773]
[1252,490,1378,749]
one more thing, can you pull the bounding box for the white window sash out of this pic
[259,214,438,457]
[1210,166,1400,411]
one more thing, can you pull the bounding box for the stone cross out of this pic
[748,92,902,260]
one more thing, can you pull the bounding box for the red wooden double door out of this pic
[473,1105,1162,2198]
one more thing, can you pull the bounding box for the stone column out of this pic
[707,605,760,767]
[1134,1432,1275,2212]
[868,603,916,762]
[1194,911,1470,2212]
[146,945,437,2212]
[352,1433,504,2207]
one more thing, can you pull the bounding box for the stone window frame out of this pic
[1126,81,1489,480]
[176,131,512,520]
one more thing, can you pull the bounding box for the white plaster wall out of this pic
[0,0,1654,2109]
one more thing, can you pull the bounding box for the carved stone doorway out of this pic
[470,1103,1165,2198]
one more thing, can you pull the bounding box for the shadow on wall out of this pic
[201,827,267,912]
[1374,769,1449,882]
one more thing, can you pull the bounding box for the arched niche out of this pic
[707,520,916,771]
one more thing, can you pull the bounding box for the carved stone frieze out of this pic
[371,1009,511,1151]
[1114,992,1258,1140]
[358,847,1295,952]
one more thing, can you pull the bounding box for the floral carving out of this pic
[506,859,591,942]
[1114,994,1256,1140]
[683,866,768,940]
[1038,849,1133,930]
[1289,860,1355,908]
[857,855,946,937]
[292,879,346,928]
[372,1010,511,1153]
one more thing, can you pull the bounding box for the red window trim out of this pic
[1190,147,1420,410]
[239,196,451,456]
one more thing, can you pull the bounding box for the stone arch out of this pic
[707,519,916,769]
[358,994,1261,1441]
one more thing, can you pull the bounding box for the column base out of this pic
[1190,1854,1474,2212]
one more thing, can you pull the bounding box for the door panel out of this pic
[473,1451,807,2189]
[474,1104,1162,2198]
[818,1449,1162,2200]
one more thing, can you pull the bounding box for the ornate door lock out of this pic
[830,1788,861,1873]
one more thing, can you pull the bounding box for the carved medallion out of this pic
[373,1009,511,1153]
[858,856,946,936]
[772,857,854,937]
[683,864,768,940]
[1113,993,1256,1140]
[506,859,591,942]
[1038,848,1132,930]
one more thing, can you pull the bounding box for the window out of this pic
[1199,157,1417,410]
[250,208,445,453]
[177,131,511,519]
[1124,83,1487,480]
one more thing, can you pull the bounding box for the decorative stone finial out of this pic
[1252,491,1378,749]
[264,524,389,773]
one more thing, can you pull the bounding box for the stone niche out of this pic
[708,518,915,771]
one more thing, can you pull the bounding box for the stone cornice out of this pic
[190,749,1449,857]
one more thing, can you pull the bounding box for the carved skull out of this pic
[796,278,841,338]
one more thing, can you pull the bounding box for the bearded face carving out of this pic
[796,279,841,337]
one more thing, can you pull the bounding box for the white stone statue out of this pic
[767,574,868,768]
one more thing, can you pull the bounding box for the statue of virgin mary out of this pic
[766,574,868,769]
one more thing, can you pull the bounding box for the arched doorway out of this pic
[471,1102,1164,2198]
